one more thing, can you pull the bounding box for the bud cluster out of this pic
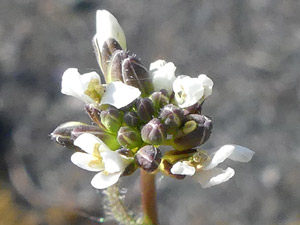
[51,10,219,190]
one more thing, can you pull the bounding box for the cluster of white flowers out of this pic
[55,10,254,190]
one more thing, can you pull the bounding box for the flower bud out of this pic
[136,98,155,123]
[117,126,143,150]
[93,37,123,80]
[123,111,140,127]
[105,50,129,83]
[141,118,167,145]
[85,104,102,126]
[173,116,212,150]
[122,56,154,96]
[159,104,184,133]
[50,121,87,150]
[135,145,162,172]
[100,106,123,134]
[150,89,169,111]
[71,125,121,150]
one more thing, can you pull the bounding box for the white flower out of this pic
[61,68,102,104]
[173,74,213,108]
[171,145,254,188]
[61,69,141,109]
[95,9,126,52]
[100,81,141,109]
[149,60,176,94]
[71,133,132,189]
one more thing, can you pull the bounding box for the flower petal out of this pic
[171,161,196,176]
[100,81,141,109]
[203,145,235,170]
[193,167,235,188]
[173,75,205,108]
[197,74,213,99]
[96,10,126,51]
[149,60,176,93]
[71,152,103,172]
[61,68,101,103]
[100,151,128,173]
[228,145,255,162]
[91,171,123,189]
[74,133,108,155]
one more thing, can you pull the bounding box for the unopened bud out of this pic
[173,116,212,150]
[122,56,154,96]
[150,89,169,111]
[71,125,121,150]
[136,98,155,123]
[117,126,143,150]
[50,121,87,150]
[123,111,140,127]
[93,38,123,79]
[85,104,102,127]
[141,118,167,145]
[100,107,123,134]
[135,145,162,172]
[159,104,184,133]
[105,50,128,83]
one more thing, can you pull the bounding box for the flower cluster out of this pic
[51,10,254,189]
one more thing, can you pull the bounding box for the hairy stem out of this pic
[104,185,139,225]
[140,170,159,225]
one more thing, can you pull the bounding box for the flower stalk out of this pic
[140,170,159,225]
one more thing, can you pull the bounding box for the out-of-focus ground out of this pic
[1,0,300,224]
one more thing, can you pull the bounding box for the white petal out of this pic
[203,145,235,170]
[61,68,101,103]
[91,171,123,189]
[171,161,196,176]
[100,81,141,109]
[193,167,235,188]
[71,152,103,172]
[173,75,205,108]
[96,10,126,51]
[100,151,128,173]
[197,74,213,98]
[74,133,107,155]
[228,145,255,162]
[150,60,176,93]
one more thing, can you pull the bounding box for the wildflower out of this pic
[61,68,103,104]
[171,145,254,188]
[173,74,213,108]
[71,133,132,189]
[61,69,141,109]
[149,60,176,94]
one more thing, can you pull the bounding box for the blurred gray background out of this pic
[1,0,300,225]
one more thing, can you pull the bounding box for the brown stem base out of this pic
[140,170,159,225]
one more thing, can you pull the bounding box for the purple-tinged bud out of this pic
[117,126,143,150]
[122,56,154,96]
[183,102,203,116]
[85,104,104,128]
[135,145,162,172]
[136,98,155,123]
[141,118,167,145]
[100,107,123,134]
[150,89,169,111]
[93,37,123,79]
[159,104,184,133]
[173,116,212,150]
[71,125,121,150]
[106,50,129,83]
[123,111,140,127]
[50,121,87,150]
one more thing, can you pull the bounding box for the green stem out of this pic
[140,170,159,225]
